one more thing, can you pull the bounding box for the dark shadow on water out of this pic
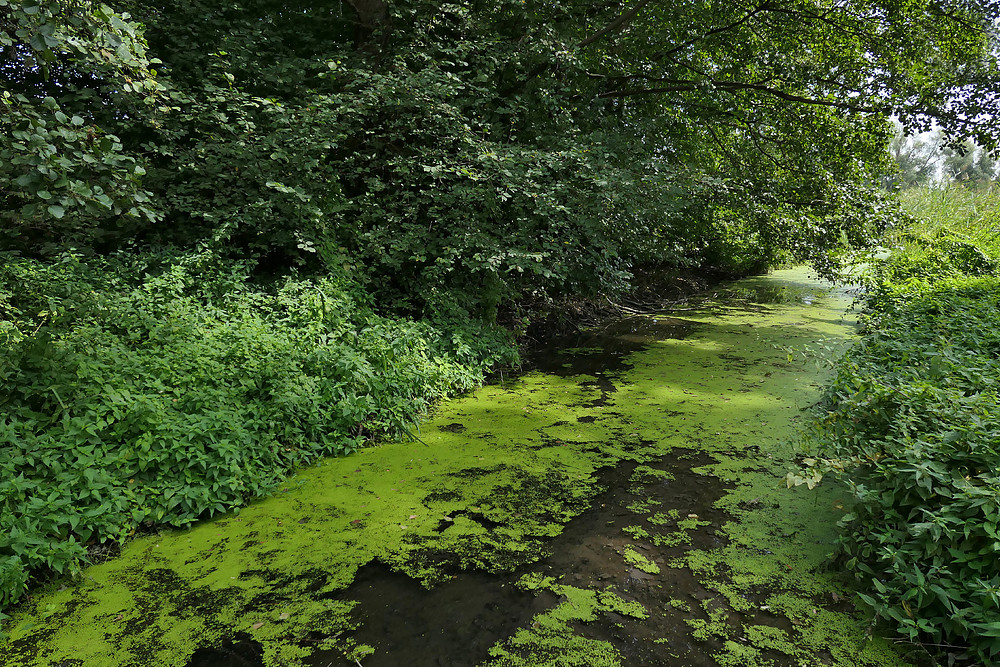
[314,570,559,667]
[525,315,698,378]
[187,635,263,667]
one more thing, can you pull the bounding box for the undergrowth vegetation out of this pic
[0,250,516,609]
[801,184,1000,664]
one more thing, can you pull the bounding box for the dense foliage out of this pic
[2,0,999,616]
[0,250,514,607]
[5,1,999,301]
[801,187,1000,663]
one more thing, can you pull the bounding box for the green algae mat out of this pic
[1,268,912,667]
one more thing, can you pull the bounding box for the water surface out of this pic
[2,268,906,667]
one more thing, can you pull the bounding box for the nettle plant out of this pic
[0,251,515,609]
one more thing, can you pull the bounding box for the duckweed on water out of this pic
[485,578,648,667]
[2,268,912,666]
[622,546,660,574]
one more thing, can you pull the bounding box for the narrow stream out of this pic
[3,268,910,667]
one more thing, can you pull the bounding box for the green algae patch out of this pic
[473,270,912,667]
[2,267,916,666]
[605,267,911,666]
[621,546,660,574]
[742,624,797,656]
[686,598,733,641]
[1,341,653,666]
[485,579,647,667]
[483,267,911,667]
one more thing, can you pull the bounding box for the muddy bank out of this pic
[2,268,908,667]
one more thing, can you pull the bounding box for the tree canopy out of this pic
[2,0,999,310]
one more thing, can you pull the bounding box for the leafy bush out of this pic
[0,251,516,608]
[859,229,998,322]
[798,187,1000,660]
[805,268,1000,660]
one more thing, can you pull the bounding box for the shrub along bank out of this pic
[0,250,516,611]
[802,187,1000,663]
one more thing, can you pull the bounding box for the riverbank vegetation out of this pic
[2,0,999,626]
[0,251,515,608]
[801,184,1000,664]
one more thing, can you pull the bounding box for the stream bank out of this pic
[2,268,909,667]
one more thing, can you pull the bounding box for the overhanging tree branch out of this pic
[597,77,887,114]
[653,3,772,61]
[503,0,651,96]
[577,0,652,48]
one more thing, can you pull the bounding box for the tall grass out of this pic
[895,183,1000,254]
